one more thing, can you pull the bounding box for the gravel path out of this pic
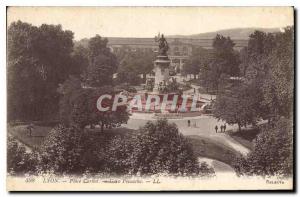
[198,157,237,177]
[124,114,250,156]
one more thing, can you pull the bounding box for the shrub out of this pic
[106,119,214,176]
[38,125,85,174]
[7,135,38,175]
[10,121,214,177]
[80,132,113,173]
[105,135,135,174]
[131,119,200,175]
[233,118,293,177]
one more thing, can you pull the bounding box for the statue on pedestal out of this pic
[155,33,169,56]
[152,33,172,93]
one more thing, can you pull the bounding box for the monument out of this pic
[133,33,205,114]
[153,34,171,93]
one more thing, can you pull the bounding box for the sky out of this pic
[7,7,294,40]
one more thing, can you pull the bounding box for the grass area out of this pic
[186,135,241,167]
[227,127,261,150]
[8,125,51,148]
[9,123,243,169]
[8,124,136,149]
[228,135,254,150]
[84,127,137,139]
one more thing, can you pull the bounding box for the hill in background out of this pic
[75,27,281,47]
[167,27,281,40]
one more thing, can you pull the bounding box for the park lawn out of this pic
[8,124,241,169]
[227,127,261,151]
[228,135,254,150]
[8,125,51,149]
[186,135,241,167]
[8,124,136,149]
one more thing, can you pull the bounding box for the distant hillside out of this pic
[74,27,281,48]
[167,27,281,40]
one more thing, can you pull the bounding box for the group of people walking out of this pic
[215,124,226,133]
[187,120,227,133]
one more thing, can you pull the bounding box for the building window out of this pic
[173,47,180,56]
[182,46,188,56]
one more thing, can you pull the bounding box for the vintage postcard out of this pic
[6,6,294,191]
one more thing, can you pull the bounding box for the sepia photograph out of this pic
[6,6,294,191]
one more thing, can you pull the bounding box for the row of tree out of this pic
[214,27,294,129]
[215,27,294,177]
[183,27,293,177]
[182,27,293,129]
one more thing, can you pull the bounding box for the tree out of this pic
[7,135,38,175]
[39,125,85,174]
[214,80,261,131]
[135,50,155,82]
[116,56,141,85]
[221,28,294,177]
[116,50,155,85]
[261,27,294,119]
[240,28,294,121]
[181,61,199,79]
[105,119,215,176]
[210,34,240,92]
[35,24,74,83]
[85,35,118,87]
[127,119,214,176]
[195,35,240,93]
[57,75,82,126]
[70,44,89,76]
[7,21,41,121]
[7,21,75,121]
[59,83,129,131]
[183,47,213,80]
[234,118,293,177]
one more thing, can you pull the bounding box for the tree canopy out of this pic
[58,76,129,130]
[85,35,118,87]
[234,118,293,177]
[116,49,155,85]
[191,35,240,93]
[214,27,294,129]
[7,21,76,121]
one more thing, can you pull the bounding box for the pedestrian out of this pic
[188,120,191,127]
[27,123,34,137]
[220,125,223,133]
[215,125,218,133]
[223,123,226,132]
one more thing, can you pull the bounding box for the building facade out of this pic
[107,37,248,72]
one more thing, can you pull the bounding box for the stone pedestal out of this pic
[153,55,171,93]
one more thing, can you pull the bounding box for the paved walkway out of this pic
[198,157,236,177]
[124,114,250,156]
[124,85,250,156]
[184,84,216,101]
